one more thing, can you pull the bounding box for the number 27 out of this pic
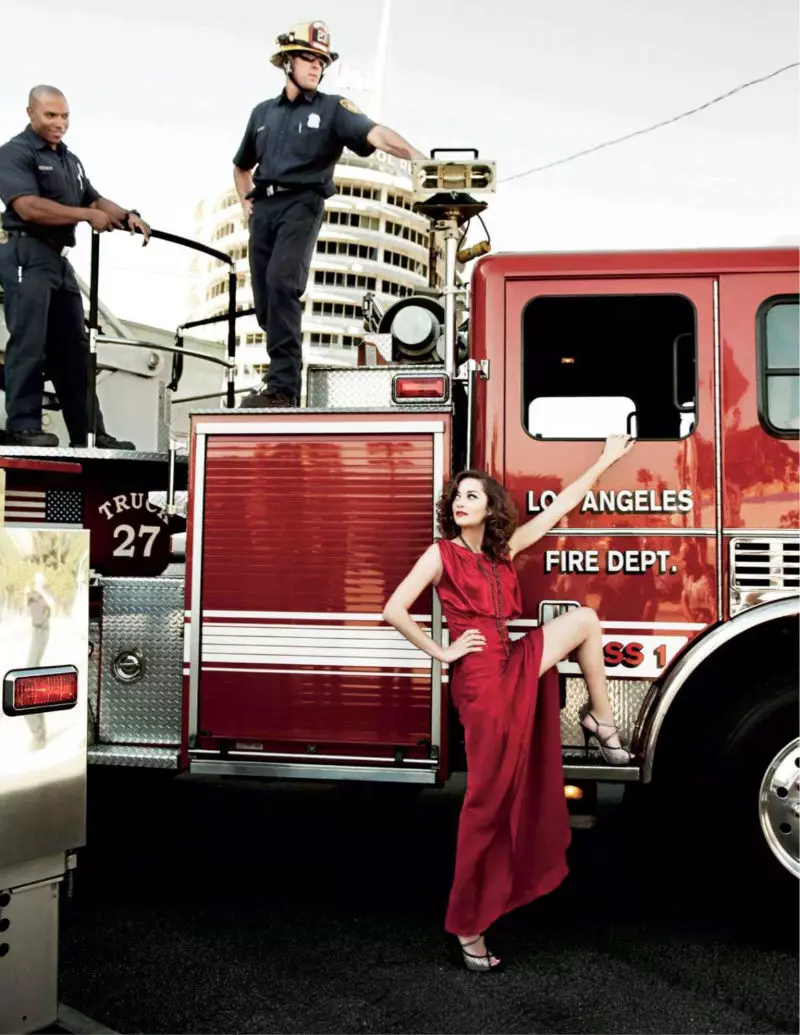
[112,524,161,558]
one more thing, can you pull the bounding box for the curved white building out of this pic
[186,151,440,387]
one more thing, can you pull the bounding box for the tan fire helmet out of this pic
[270,21,339,68]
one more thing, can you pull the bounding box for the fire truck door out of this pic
[717,271,799,600]
[503,276,717,679]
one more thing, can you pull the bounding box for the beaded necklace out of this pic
[457,535,511,659]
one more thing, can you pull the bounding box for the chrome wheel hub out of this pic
[758,737,800,878]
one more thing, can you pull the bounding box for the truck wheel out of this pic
[718,686,798,885]
[757,736,799,878]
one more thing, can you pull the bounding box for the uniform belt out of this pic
[7,230,70,256]
[251,184,300,199]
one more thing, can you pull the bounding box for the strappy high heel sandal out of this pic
[458,935,502,972]
[579,706,632,766]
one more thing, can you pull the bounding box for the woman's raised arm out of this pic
[508,434,634,559]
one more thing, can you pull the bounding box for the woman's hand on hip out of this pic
[442,629,486,664]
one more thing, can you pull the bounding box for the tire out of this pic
[718,683,799,885]
[638,674,798,926]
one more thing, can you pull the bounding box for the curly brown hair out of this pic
[436,470,519,560]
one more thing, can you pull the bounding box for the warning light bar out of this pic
[3,666,79,716]
[410,158,497,200]
[392,374,450,403]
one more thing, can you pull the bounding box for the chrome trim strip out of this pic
[543,527,715,537]
[712,278,724,615]
[443,230,458,375]
[188,759,437,784]
[201,654,431,667]
[193,420,447,436]
[546,525,798,539]
[599,621,705,630]
[200,610,433,621]
[642,596,800,781]
[188,432,207,742]
[465,362,475,468]
[724,528,800,537]
[563,764,640,783]
[202,623,428,640]
[430,426,445,753]
[192,666,428,678]
[191,749,436,766]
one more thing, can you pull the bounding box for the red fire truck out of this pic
[0,155,797,887]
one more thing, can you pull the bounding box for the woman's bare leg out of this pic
[538,607,621,747]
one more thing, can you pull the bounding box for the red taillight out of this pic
[392,375,449,402]
[3,666,78,715]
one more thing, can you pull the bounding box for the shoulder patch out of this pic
[339,98,362,115]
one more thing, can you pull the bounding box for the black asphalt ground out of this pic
[58,772,799,1035]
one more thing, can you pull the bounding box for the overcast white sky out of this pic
[2,0,798,331]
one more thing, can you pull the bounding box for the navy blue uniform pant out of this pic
[0,234,106,442]
[248,190,324,400]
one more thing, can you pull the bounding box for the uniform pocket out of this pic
[254,126,270,165]
[15,235,31,268]
[36,168,65,201]
[15,236,48,271]
[288,123,323,158]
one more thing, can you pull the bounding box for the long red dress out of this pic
[436,538,571,936]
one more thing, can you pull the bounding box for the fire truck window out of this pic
[522,294,697,440]
[760,298,799,436]
[528,395,636,439]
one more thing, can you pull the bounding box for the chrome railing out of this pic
[86,226,249,446]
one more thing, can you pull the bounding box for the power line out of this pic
[500,61,799,184]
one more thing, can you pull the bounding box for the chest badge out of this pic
[307,113,321,129]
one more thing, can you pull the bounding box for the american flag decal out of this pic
[3,488,83,526]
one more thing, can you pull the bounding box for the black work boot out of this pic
[69,433,136,449]
[94,433,136,450]
[239,385,298,408]
[4,428,60,447]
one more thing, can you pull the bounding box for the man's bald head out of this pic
[27,85,69,148]
[28,84,66,108]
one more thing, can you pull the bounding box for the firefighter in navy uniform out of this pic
[0,85,150,448]
[234,20,425,408]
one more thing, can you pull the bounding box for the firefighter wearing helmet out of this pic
[233,21,425,408]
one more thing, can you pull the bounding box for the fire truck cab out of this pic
[0,154,797,890]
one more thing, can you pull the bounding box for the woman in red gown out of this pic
[383,435,634,971]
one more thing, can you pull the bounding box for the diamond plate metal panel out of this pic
[88,618,100,744]
[562,678,650,747]
[307,365,451,409]
[99,577,184,744]
[147,489,189,518]
[88,744,179,768]
[0,446,188,462]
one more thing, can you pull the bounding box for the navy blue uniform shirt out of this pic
[0,125,100,248]
[233,89,377,198]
